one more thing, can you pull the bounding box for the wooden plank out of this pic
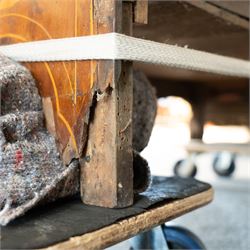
[80,1,134,208]
[0,0,95,164]
[45,188,213,250]
[188,0,249,29]
[134,0,148,24]
[207,1,249,19]
[186,140,250,155]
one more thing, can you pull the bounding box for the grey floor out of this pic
[108,152,250,250]
[172,178,250,250]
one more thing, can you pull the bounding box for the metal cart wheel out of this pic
[173,156,197,178]
[212,152,236,177]
[161,225,206,249]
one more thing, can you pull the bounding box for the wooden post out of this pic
[80,1,134,208]
[134,0,148,24]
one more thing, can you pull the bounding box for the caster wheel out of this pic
[161,225,206,249]
[212,152,236,177]
[174,159,197,178]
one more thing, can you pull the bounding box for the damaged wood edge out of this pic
[62,87,97,165]
[80,0,134,208]
[42,97,56,137]
[42,96,75,165]
[188,0,249,29]
[45,188,213,250]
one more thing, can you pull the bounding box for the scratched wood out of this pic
[80,0,134,208]
[0,0,95,164]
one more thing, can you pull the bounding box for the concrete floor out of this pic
[172,178,250,250]
[108,124,250,249]
[109,156,250,250]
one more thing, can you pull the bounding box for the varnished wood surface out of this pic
[45,188,213,250]
[0,0,95,163]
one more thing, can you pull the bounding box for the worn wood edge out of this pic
[80,0,134,208]
[188,0,249,29]
[42,97,56,137]
[45,188,213,250]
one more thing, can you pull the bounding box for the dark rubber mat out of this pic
[0,177,211,249]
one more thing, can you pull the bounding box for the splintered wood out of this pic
[81,1,134,208]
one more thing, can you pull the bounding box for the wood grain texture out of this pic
[0,0,95,164]
[45,188,213,250]
[134,0,148,24]
[80,1,134,208]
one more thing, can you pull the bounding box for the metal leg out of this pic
[129,226,169,250]
[161,224,206,249]
[212,152,236,177]
[173,153,198,178]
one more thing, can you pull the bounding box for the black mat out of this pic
[0,177,211,249]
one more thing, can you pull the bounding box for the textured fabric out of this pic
[0,55,79,226]
[133,70,157,152]
[0,33,249,77]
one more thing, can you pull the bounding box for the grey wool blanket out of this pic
[0,55,156,226]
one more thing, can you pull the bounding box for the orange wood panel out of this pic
[0,0,95,163]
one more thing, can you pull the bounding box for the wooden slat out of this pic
[188,0,249,29]
[80,0,134,208]
[209,1,249,19]
[186,140,250,154]
[45,188,213,250]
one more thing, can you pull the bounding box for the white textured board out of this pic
[0,33,249,77]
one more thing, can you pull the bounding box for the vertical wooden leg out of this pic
[190,102,205,140]
[80,1,134,208]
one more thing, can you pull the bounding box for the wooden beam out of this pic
[210,1,249,19]
[45,188,213,250]
[188,0,249,29]
[134,0,148,24]
[186,140,250,154]
[80,0,134,208]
